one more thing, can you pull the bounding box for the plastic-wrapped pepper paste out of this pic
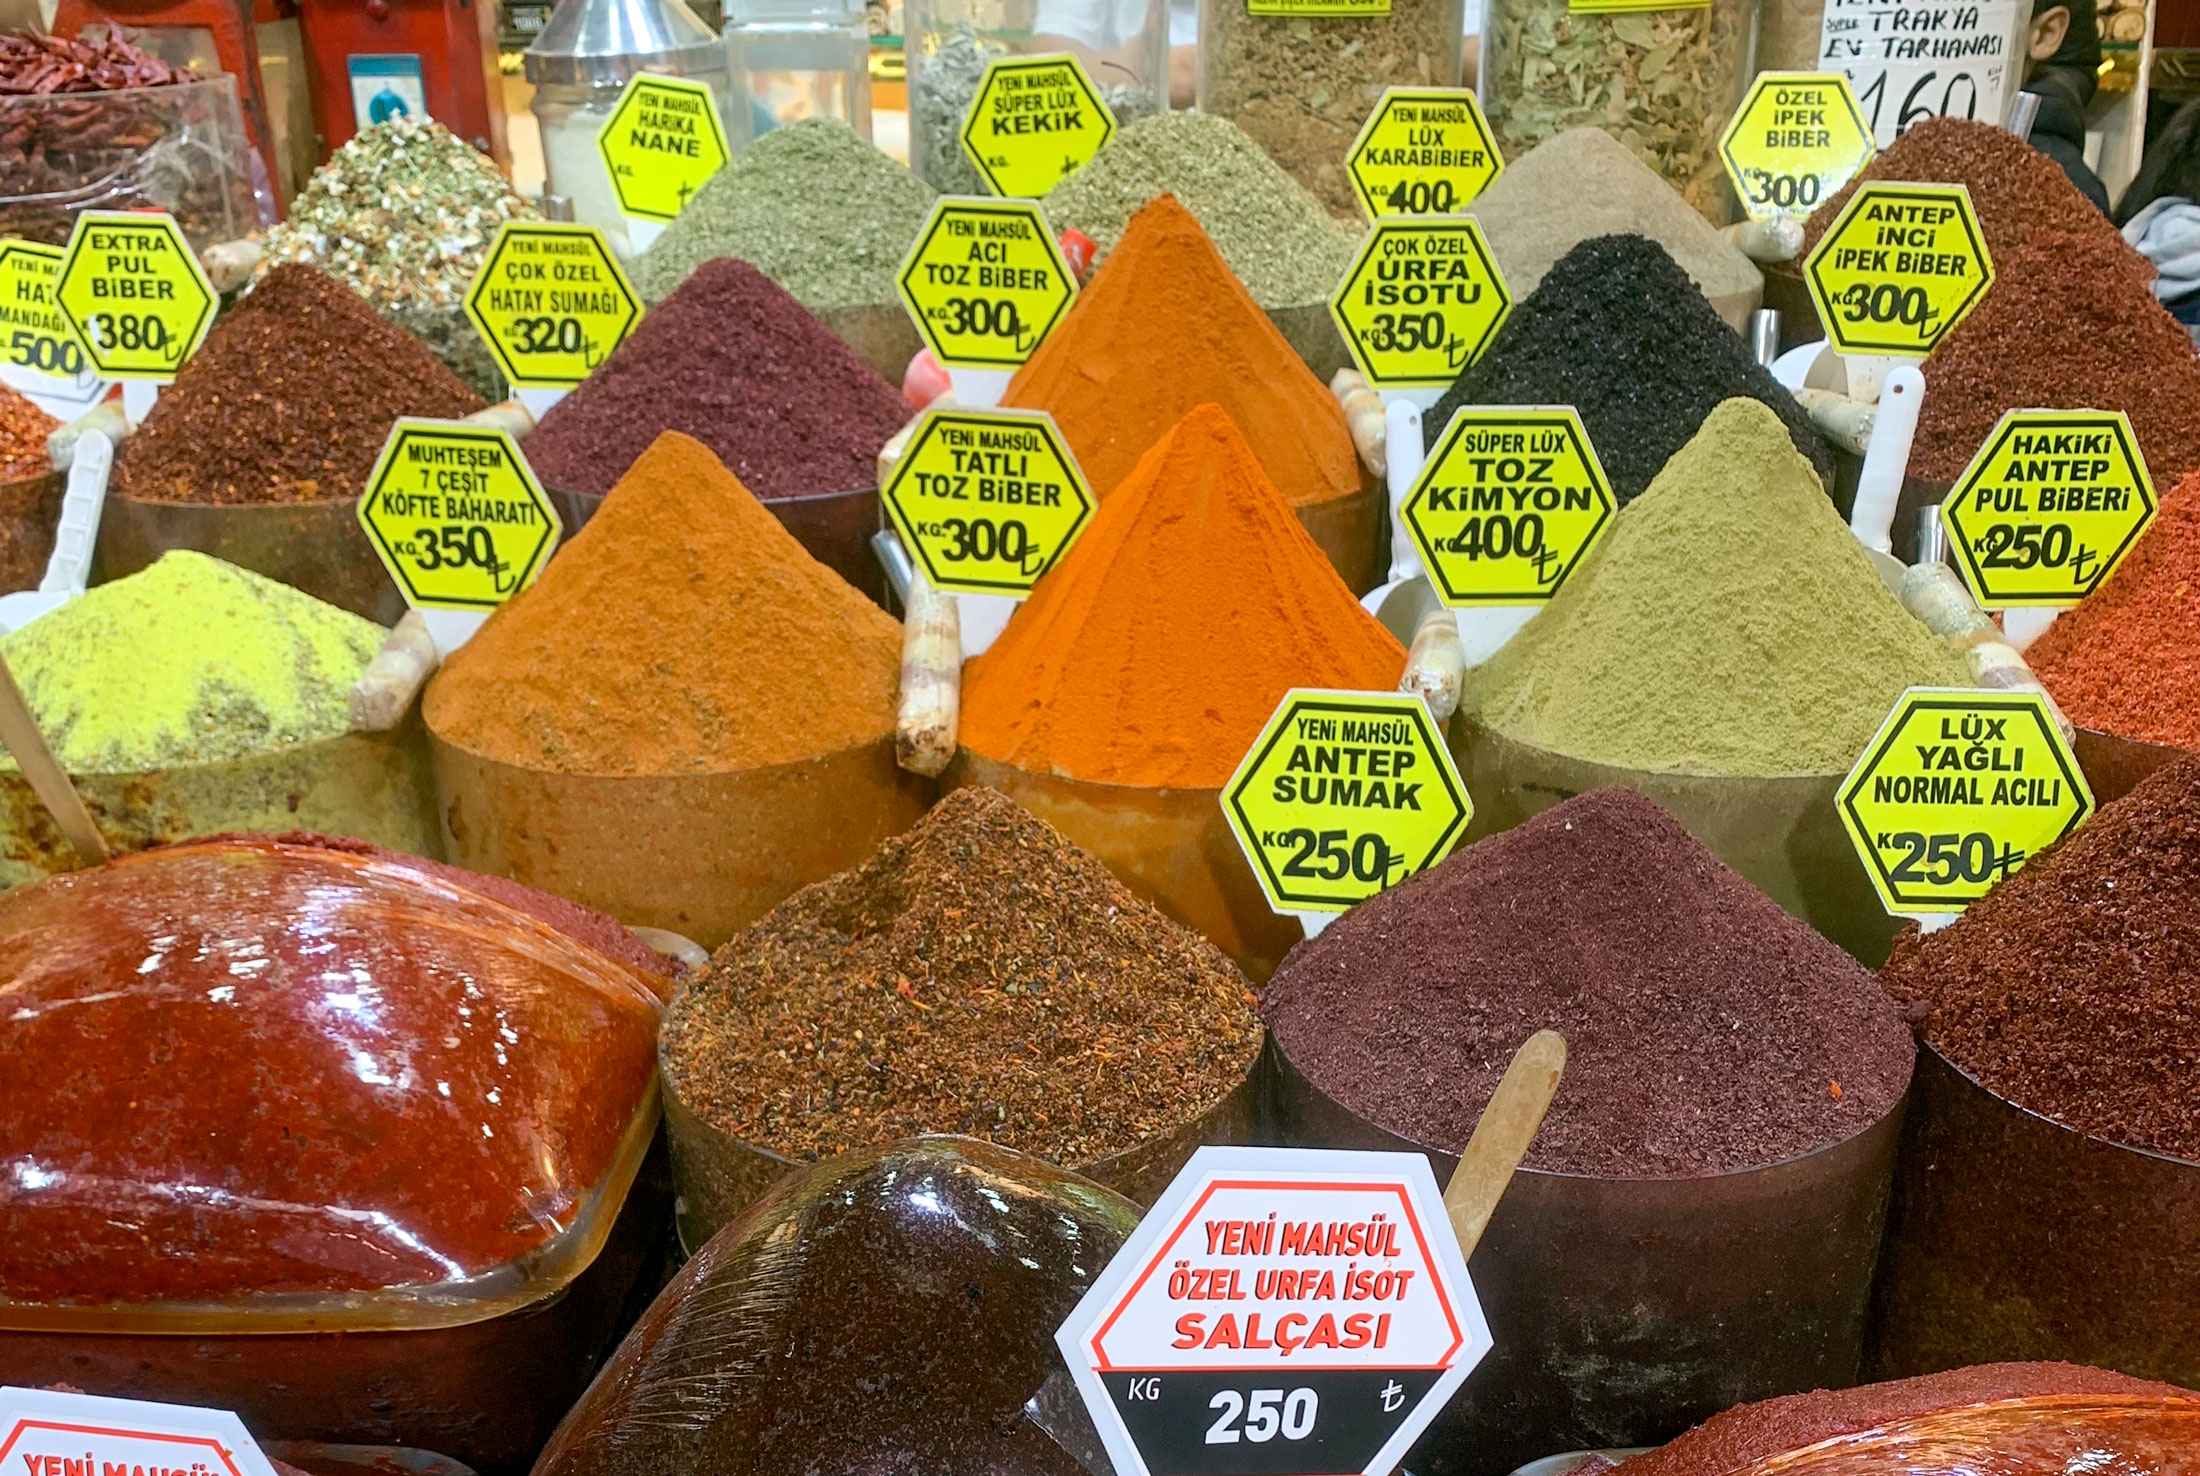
[0,835,665,1315]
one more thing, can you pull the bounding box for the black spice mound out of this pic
[1432,234,1835,505]
[1262,788,1914,1176]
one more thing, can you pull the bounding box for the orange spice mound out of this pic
[425,431,901,776]
[1003,193,1360,509]
[961,403,1404,789]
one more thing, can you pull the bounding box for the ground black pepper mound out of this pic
[116,264,483,505]
[1430,235,1832,505]
[1263,788,1914,1176]
[1881,755,2200,1162]
[524,257,911,500]
[663,787,1263,1164]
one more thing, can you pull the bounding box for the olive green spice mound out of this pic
[1043,112,1361,308]
[1461,398,1970,776]
[633,119,938,310]
[663,786,1263,1165]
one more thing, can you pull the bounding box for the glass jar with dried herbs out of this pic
[1480,0,1758,225]
[1198,0,1466,221]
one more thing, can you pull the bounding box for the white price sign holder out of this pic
[0,1390,283,1476]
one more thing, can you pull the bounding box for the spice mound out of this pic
[117,262,484,505]
[524,257,909,500]
[0,550,383,773]
[1264,788,1914,1176]
[1004,194,1362,509]
[425,431,902,777]
[1903,229,2200,485]
[962,403,1404,789]
[0,833,663,1305]
[1616,1363,2197,1476]
[632,118,937,313]
[664,787,1261,1165]
[1461,397,1969,776]
[2026,472,2200,750]
[531,1138,1135,1476]
[1041,111,1360,309]
[1881,754,2200,1162]
[1467,128,1763,329]
[1432,234,1829,505]
[0,380,56,480]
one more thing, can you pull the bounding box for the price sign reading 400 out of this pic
[1802,182,1992,357]
[1940,409,2158,608]
[897,197,1079,370]
[1403,406,1616,606]
[1837,688,2093,917]
[1719,72,1876,219]
[51,211,216,381]
[465,221,643,390]
[1329,218,1511,391]
[1345,87,1504,220]
[357,420,563,612]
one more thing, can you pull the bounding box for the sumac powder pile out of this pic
[2026,471,2200,750]
[663,786,1262,1166]
[1430,235,1831,505]
[1880,755,2200,1162]
[117,263,483,504]
[1262,787,1914,1176]
[524,257,910,500]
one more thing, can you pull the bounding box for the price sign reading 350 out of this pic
[357,420,563,612]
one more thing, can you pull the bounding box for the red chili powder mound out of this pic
[1909,230,2200,483]
[961,403,1401,788]
[1880,754,2200,1161]
[2025,471,2200,749]
[0,380,56,480]
[523,257,910,500]
[1617,1363,2193,1476]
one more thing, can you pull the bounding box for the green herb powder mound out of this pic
[1042,112,1361,308]
[1461,398,1970,776]
[1,551,384,773]
[634,119,938,310]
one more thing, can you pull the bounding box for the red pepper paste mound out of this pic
[1617,1363,2195,1475]
[0,836,664,1305]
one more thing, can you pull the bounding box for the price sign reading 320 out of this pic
[464,221,642,390]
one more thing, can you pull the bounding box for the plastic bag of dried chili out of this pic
[0,833,667,1322]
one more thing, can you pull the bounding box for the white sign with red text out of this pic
[0,1390,281,1476]
[1056,1147,1488,1476]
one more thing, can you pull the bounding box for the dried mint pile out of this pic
[1433,234,1830,504]
[663,786,1263,1165]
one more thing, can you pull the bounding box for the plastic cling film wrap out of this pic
[1723,1394,2200,1476]
[0,834,666,1331]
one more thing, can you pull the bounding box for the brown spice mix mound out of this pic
[118,263,483,505]
[1881,754,2200,1162]
[663,786,1263,1165]
[0,381,56,480]
[424,431,901,776]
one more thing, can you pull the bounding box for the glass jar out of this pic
[727,0,874,137]
[1480,0,1758,225]
[904,0,1169,194]
[525,0,741,257]
[1198,0,1464,221]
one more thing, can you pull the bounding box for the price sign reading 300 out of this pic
[897,198,1079,370]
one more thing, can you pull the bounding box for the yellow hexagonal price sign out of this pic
[1222,690,1471,915]
[1346,87,1504,220]
[0,240,93,383]
[596,73,731,224]
[464,222,642,390]
[1802,182,1992,358]
[882,406,1095,597]
[1838,688,2093,917]
[1720,72,1875,220]
[357,419,563,612]
[1940,409,2157,609]
[1329,217,1511,391]
[52,211,215,382]
[897,197,1078,370]
[958,54,1116,200]
[1403,406,1615,605]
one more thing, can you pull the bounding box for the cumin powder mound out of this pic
[424,432,900,776]
[663,786,1262,1165]
[1003,194,1361,509]
[117,263,483,505]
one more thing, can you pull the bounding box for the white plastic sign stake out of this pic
[1056,1145,1489,1476]
[0,1389,284,1476]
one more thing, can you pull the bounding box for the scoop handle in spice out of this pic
[1442,1029,1566,1260]
[1383,397,1427,587]
[200,237,263,297]
[1794,387,1875,457]
[1723,217,1805,264]
[896,571,961,777]
[462,398,538,440]
[1401,606,1466,720]
[1897,562,2075,739]
[1331,368,1387,479]
[46,398,130,472]
[1850,368,1925,556]
[0,651,109,867]
[350,610,441,733]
